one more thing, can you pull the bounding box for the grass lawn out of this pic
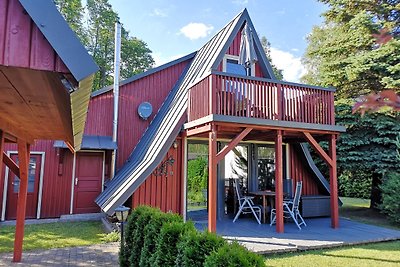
[339,197,400,230]
[0,221,116,253]
[265,241,400,267]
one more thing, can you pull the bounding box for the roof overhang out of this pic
[54,135,117,150]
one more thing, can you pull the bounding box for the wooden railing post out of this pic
[330,92,335,125]
[277,83,283,120]
[209,75,217,115]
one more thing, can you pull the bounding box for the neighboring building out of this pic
[0,9,344,233]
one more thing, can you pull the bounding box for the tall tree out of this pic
[54,0,87,43]
[260,36,284,80]
[302,0,400,98]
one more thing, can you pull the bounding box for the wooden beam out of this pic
[303,132,333,167]
[2,151,20,177]
[275,130,284,233]
[208,124,217,233]
[186,124,212,137]
[329,134,339,228]
[13,140,30,262]
[216,127,252,163]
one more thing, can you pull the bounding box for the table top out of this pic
[249,190,276,196]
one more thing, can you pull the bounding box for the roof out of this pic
[96,9,279,214]
[92,52,197,98]
[54,135,117,150]
[19,0,98,82]
[17,0,99,151]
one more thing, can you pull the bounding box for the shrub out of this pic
[176,230,226,267]
[128,206,161,267]
[204,241,265,267]
[380,172,400,223]
[119,206,156,267]
[139,212,182,267]
[151,221,196,267]
[338,170,372,199]
[187,158,208,203]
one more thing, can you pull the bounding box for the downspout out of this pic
[111,21,121,178]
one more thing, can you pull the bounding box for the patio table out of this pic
[249,191,275,224]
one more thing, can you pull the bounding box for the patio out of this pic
[190,210,400,254]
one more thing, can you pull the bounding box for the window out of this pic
[12,157,37,193]
[223,55,255,76]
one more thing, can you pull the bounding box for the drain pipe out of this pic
[111,21,121,178]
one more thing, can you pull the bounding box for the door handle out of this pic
[75,177,78,186]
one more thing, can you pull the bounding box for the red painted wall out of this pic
[288,144,321,196]
[0,0,68,73]
[131,138,183,214]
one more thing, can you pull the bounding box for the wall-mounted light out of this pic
[173,141,178,149]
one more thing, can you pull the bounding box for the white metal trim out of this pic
[1,151,45,221]
[70,150,105,214]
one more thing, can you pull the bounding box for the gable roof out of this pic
[96,9,278,214]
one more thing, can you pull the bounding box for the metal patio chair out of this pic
[232,179,262,224]
[270,181,307,230]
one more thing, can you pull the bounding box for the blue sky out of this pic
[108,0,327,82]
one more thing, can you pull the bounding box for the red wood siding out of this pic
[0,0,68,73]
[131,139,183,214]
[84,92,113,136]
[0,140,73,219]
[288,144,320,195]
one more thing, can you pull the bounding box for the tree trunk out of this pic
[370,172,382,209]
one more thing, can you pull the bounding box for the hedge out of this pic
[380,171,400,223]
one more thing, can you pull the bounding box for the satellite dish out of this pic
[138,102,153,120]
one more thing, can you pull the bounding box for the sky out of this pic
[108,0,327,82]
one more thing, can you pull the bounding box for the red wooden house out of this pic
[0,9,345,233]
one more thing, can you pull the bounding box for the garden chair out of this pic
[270,181,307,230]
[232,179,262,224]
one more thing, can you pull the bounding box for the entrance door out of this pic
[73,152,103,214]
[6,154,42,220]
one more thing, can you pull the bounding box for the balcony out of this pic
[188,72,335,126]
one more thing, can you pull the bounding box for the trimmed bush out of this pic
[151,221,196,267]
[380,172,400,223]
[139,212,182,267]
[176,230,226,267]
[119,206,155,267]
[338,170,372,199]
[204,242,265,267]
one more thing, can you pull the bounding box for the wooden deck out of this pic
[189,211,400,254]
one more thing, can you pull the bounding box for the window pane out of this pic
[257,146,275,191]
[12,157,37,193]
[226,62,246,76]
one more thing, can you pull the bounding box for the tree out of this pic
[54,0,87,44]
[302,0,400,99]
[260,36,284,80]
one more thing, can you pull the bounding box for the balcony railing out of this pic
[188,72,335,125]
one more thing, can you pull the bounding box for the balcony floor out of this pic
[189,210,400,254]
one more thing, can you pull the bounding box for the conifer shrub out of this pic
[380,172,400,223]
[151,221,196,267]
[176,230,226,267]
[204,241,266,267]
[139,211,182,267]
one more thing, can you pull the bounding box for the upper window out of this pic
[223,55,255,76]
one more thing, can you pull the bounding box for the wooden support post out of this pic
[216,127,252,163]
[208,124,217,233]
[275,130,284,233]
[329,134,339,228]
[13,140,30,262]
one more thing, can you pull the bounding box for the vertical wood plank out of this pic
[0,0,9,64]
[208,124,217,233]
[275,130,284,233]
[0,131,4,216]
[13,140,30,262]
[329,134,339,228]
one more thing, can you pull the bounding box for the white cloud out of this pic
[151,8,168,17]
[232,0,249,5]
[179,23,214,40]
[269,47,306,82]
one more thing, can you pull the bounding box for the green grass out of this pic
[0,221,115,253]
[339,197,400,230]
[265,241,400,267]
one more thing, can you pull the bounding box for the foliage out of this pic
[139,211,182,267]
[260,36,284,80]
[338,170,372,199]
[187,157,208,203]
[265,240,400,267]
[151,221,196,267]
[204,241,265,267]
[302,0,400,98]
[380,172,400,223]
[176,230,226,267]
[56,0,154,91]
[100,230,120,242]
[0,221,107,253]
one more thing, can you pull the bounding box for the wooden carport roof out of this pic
[0,0,98,262]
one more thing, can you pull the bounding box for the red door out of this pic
[73,152,103,214]
[6,154,42,220]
